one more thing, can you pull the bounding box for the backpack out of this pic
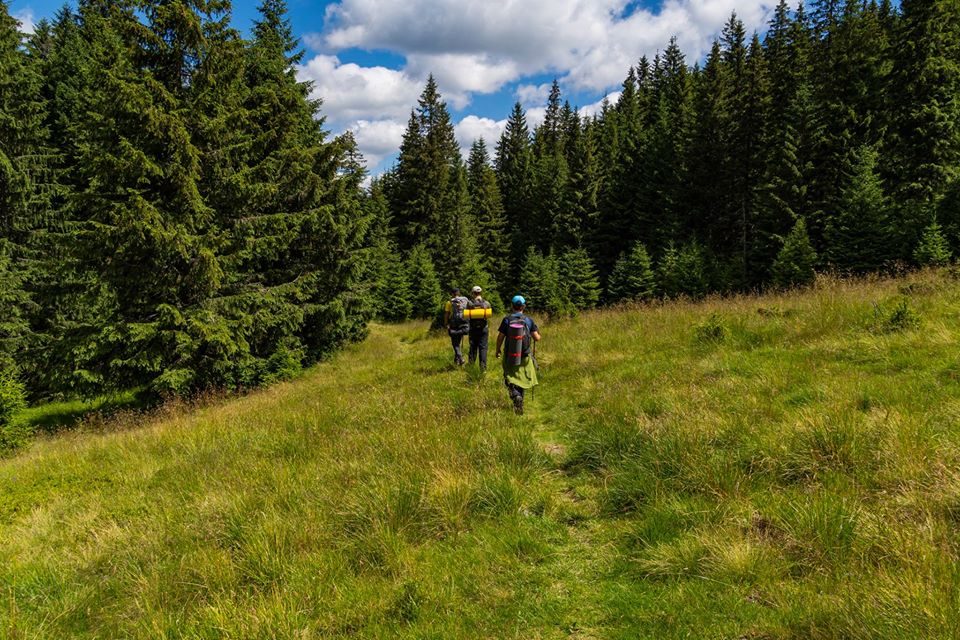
[506,312,532,364]
[467,298,492,328]
[449,296,469,333]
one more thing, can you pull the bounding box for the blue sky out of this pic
[11,0,777,174]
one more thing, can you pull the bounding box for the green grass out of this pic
[1,391,147,454]
[4,271,960,637]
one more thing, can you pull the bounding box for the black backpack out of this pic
[506,313,532,364]
[467,298,491,328]
[449,296,469,332]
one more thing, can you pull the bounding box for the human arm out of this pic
[443,301,451,328]
[528,317,541,342]
[495,331,505,358]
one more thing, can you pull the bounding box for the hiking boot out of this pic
[513,395,524,415]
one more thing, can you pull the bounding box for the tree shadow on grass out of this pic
[17,390,151,436]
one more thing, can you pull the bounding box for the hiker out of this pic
[444,286,470,366]
[495,295,541,415]
[467,286,492,370]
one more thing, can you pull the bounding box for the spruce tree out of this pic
[231,2,372,371]
[564,110,601,264]
[440,162,492,295]
[607,242,656,302]
[518,247,570,317]
[533,79,564,158]
[380,250,414,322]
[890,0,960,243]
[771,218,818,288]
[407,243,443,319]
[604,67,646,261]
[825,145,889,273]
[531,151,571,252]
[762,4,816,264]
[388,77,470,288]
[639,38,691,255]
[530,83,574,253]
[0,1,48,373]
[495,102,534,284]
[560,247,601,310]
[913,221,952,267]
[57,2,219,394]
[658,243,709,299]
[940,179,960,252]
[359,178,395,320]
[467,138,508,287]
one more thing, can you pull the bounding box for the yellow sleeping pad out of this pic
[463,307,492,319]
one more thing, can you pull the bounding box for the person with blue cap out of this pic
[495,295,541,415]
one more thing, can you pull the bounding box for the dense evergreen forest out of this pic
[1,0,959,407]
[376,0,960,318]
[0,0,372,405]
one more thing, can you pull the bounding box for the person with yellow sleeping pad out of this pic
[466,286,492,370]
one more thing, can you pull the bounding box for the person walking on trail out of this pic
[495,295,541,415]
[444,286,470,366]
[467,285,492,370]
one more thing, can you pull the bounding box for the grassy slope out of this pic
[3,272,960,638]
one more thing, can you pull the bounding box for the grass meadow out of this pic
[3,271,960,638]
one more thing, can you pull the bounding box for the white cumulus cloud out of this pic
[300,0,775,175]
[406,53,518,108]
[13,8,35,35]
[348,118,407,168]
[311,0,774,94]
[455,115,507,157]
[516,82,552,107]
[581,91,622,119]
[297,55,423,126]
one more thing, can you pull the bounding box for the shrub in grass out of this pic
[386,580,423,623]
[756,305,793,318]
[624,497,715,550]
[658,242,709,299]
[693,313,728,345]
[871,298,921,333]
[347,523,408,576]
[898,280,941,296]
[482,429,545,478]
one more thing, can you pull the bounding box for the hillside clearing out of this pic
[4,272,960,638]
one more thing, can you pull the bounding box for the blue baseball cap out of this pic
[511,295,526,306]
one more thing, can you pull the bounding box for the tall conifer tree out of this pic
[495,102,534,286]
[467,138,508,290]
